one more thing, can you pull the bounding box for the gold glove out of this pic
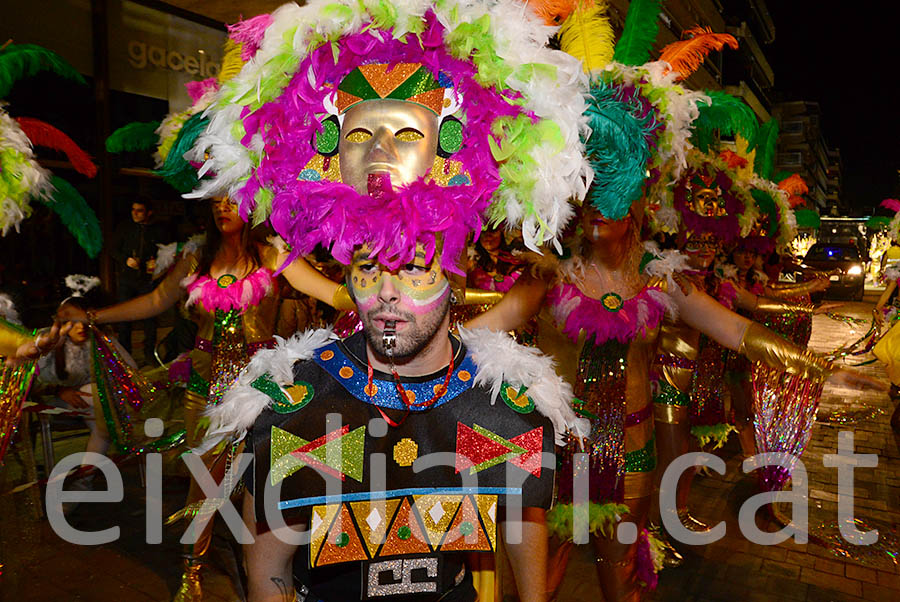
[332,285,356,311]
[738,322,834,381]
[767,280,825,298]
[754,297,816,314]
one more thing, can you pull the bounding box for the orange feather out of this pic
[526,0,595,26]
[719,149,748,170]
[659,26,738,81]
[778,174,809,208]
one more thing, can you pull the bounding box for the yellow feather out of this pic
[734,135,756,182]
[218,39,245,85]
[559,1,615,74]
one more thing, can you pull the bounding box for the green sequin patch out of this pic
[499,383,535,414]
[624,436,656,473]
[653,380,690,407]
[251,374,314,414]
[186,368,210,398]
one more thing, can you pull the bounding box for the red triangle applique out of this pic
[315,503,368,566]
[508,427,544,477]
[440,495,491,552]
[455,422,516,473]
[378,497,431,557]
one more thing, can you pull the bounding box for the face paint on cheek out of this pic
[350,270,384,313]
[394,273,450,315]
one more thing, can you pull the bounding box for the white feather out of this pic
[0,294,20,324]
[458,326,589,444]
[153,242,178,277]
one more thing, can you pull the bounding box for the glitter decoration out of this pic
[689,333,729,429]
[557,339,629,505]
[379,497,431,557]
[207,309,249,405]
[438,118,463,154]
[426,156,469,187]
[440,495,491,552]
[314,342,475,410]
[366,557,440,598]
[454,423,545,476]
[807,518,900,571]
[818,405,885,425]
[500,384,535,413]
[315,117,340,155]
[752,362,824,492]
[216,273,238,288]
[186,367,210,399]
[270,424,366,485]
[0,361,37,464]
[393,438,419,467]
[336,63,448,115]
[601,292,623,312]
[547,283,667,345]
[413,495,462,547]
[309,504,341,563]
[250,375,314,414]
[652,379,689,407]
[351,498,402,556]
[624,436,656,473]
[397,525,412,540]
[316,503,368,566]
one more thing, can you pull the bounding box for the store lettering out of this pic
[127,40,219,77]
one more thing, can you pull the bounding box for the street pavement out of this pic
[1,301,898,601]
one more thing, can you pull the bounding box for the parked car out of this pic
[802,242,867,301]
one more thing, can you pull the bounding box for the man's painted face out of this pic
[349,244,450,359]
[683,233,720,269]
[338,99,439,195]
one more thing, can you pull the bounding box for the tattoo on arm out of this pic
[270,576,294,602]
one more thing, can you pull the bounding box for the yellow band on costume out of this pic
[464,288,504,305]
[738,322,834,381]
[654,403,687,425]
[623,471,654,499]
[755,297,815,314]
[0,321,32,358]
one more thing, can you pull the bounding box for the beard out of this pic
[361,295,451,361]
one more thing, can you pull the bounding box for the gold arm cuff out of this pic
[738,322,834,381]
[623,471,654,500]
[654,403,688,425]
[754,297,815,314]
[768,280,824,297]
[332,285,356,311]
[463,288,504,305]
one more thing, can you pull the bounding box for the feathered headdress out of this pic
[185,0,590,273]
[0,43,101,257]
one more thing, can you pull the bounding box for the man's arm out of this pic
[243,491,302,602]
[501,506,548,602]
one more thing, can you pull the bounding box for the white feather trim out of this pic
[64,274,101,296]
[883,263,900,283]
[715,262,738,281]
[642,241,691,292]
[194,328,335,454]
[0,294,20,324]
[458,326,589,444]
[153,242,178,277]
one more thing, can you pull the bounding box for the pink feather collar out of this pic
[183,267,273,313]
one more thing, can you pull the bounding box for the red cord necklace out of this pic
[366,351,455,427]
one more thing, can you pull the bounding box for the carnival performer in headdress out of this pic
[873,199,900,432]
[468,2,883,599]
[182,1,594,600]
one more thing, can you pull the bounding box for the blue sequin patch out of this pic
[314,342,476,410]
[298,169,322,181]
[447,174,470,186]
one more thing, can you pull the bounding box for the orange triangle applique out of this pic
[413,494,462,548]
[407,88,445,114]
[440,495,491,552]
[379,497,431,557]
[316,503,368,567]
[336,89,363,113]
[359,63,420,98]
[350,498,401,558]
[309,504,341,566]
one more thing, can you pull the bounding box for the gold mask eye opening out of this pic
[395,127,424,142]
[345,128,373,143]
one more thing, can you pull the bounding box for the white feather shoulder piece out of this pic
[458,326,588,445]
[715,262,738,281]
[194,328,334,453]
[642,241,690,289]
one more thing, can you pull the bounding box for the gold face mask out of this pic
[691,186,721,217]
[338,99,439,194]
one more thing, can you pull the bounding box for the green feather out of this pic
[39,176,102,258]
[690,424,737,450]
[866,215,889,230]
[155,113,208,193]
[795,209,821,229]
[106,121,161,153]
[752,119,780,180]
[692,90,759,152]
[751,188,778,237]
[0,43,86,98]
[612,0,663,66]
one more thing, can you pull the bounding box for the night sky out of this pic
[766,2,900,213]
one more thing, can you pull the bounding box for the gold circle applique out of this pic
[287,384,310,404]
[393,438,419,467]
[339,366,354,379]
[433,384,447,396]
[458,370,471,382]
[405,390,416,404]
[505,386,530,408]
[320,350,335,361]
[364,383,379,396]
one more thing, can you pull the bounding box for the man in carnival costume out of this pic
[190,0,590,600]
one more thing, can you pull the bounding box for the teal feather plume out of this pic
[155,113,208,192]
[583,79,652,220]
[40,176,102,258]
[612,0,663,66]
[752,119,779,180]
[0,43,86,98]
[106,121,161,153]
[692,90,758,152]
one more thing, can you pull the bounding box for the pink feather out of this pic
[881,198,900,213]
[15,117,97,178]
[227,14,274,61]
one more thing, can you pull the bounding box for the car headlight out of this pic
[847,265,863,276]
